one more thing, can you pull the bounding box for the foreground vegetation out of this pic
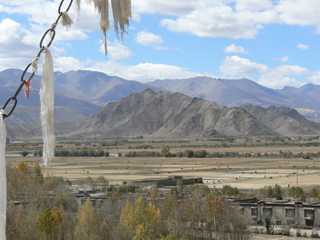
[6,162,249,240]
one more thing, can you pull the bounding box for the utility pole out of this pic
[161,161,163,180]
[296,164,298,186]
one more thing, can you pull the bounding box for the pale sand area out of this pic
[6,155,320,189]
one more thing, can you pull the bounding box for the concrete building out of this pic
[237,200,320,227]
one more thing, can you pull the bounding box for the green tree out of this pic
[85,176,95,190]
[274,184,283,200]
[36,208,55,239]
[194,150,207,158]
[289,186,305,201]
[310,187,319,200]
[96,176,109,191]
[265,216,271,234]
[96,149,105,157]
[267,186,274,198]
[20,151,29,157]
[184,149,194,158]
[176,179,183,194]
[222,185,239,196]
[176,152,183,157]
[34,162,44,184]
[112,224,134,240]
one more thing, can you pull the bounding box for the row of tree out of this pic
[31,149,110,157]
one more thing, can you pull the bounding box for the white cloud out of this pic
[99,41,134,60]
[258,65,309,89]
[273,56,290,62]
[297,43,310,50]
[132,0,201,17]
[258,76,304,89]
[220,56,268,75]
[276,1,320,33]
[89,61,202,82]
[307,71,320,84]
[0,18,39,71]
[53,57,86,72]
[133,0,320,39]
[3,0,320,43]
[220,55,310,89]
[224,44,248,54]
[235,0,273,11]
[135,30,163,46]
[273,65,309,76]
[160,6,262,39]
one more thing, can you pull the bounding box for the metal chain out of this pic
[1,0,74,120]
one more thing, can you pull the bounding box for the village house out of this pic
[235,199,320,227]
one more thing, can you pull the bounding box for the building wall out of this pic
[239,201,320,228]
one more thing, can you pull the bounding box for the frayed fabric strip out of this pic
[40,49,55,167]
[61,12,73,27]
[0,110,6,240]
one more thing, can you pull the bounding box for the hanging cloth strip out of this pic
[40,48,55,167]
[0,110,6,240]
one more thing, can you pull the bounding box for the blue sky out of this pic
[1,0,320,89]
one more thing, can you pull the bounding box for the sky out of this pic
[1,0,320,89]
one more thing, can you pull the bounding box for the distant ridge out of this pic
[148,77,320,119]
[7,89,320,139]
[68,89,320,138]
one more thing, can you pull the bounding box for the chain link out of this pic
[1,0,73,120]
[58,0,73,14]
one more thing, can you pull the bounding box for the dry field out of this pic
[6,142,320,189]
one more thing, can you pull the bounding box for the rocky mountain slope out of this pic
[3,69,320,123]
[68,89,286,138]
[240,104,320,135]
[6,89,320,139]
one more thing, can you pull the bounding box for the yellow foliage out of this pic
[75,198,101,240]
[120,200,135,229]
[133,223,149,240]
[17,161,28,173]
[165,196,177,218]
[134,196,147,226]
[203,195,227,224]
[51,207,62,228]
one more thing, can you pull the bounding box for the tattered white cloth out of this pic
[40,48,55,167]
[0,110,6,240]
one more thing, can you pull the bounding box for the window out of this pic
[305,210,314,219]
[263,207,272,216]
[286,209,295,218]
[251,208,258,216]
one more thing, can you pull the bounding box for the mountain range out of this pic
[2,68,320,138]
[148,77,320,116]
[6,89,320,139]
